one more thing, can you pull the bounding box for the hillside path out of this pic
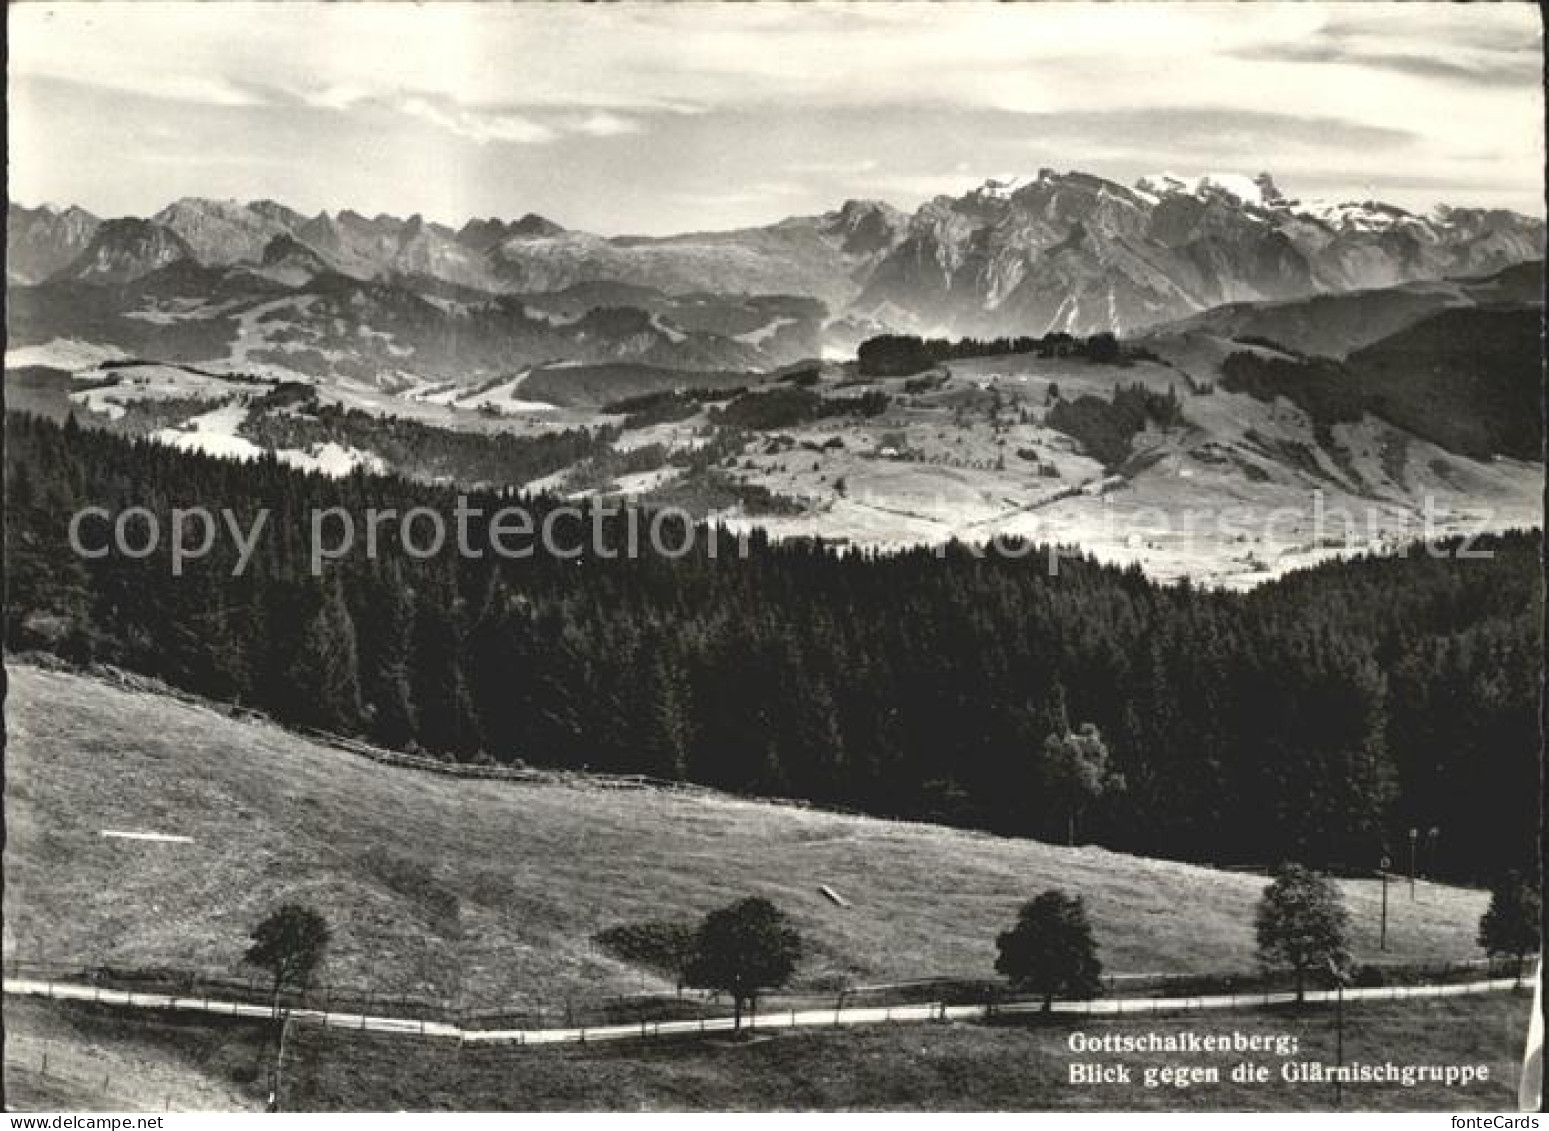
[3,975,1530,1047]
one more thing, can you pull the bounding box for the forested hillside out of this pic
[5,413,1540,879]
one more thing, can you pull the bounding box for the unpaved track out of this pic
[4,975,1529,1048]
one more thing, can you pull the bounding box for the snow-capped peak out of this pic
[970,174,1032,201]
[1135,172,1279,208]
[1287,198,1419,233]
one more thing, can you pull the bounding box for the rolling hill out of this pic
[1150,261,1543,357]
[3,663,1492,1014]
[5,265,825,385]
[1345,306,1544,462]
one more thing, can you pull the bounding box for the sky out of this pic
[8,1,1544,234]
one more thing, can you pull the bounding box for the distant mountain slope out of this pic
[1150,261,1543,357]
[16,175,1537,348]
[154,197,304,265]
[853,170,1543,338]
[51,218,196,285]
[6,261,825,383]
[7,203,101,284]
[253,233,333,286]
[1347,306,1543,462]
[484,204,903,309]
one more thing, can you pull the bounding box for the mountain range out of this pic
[9,169,1542,379]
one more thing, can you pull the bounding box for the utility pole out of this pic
[1407,827,1418,900]
[1378,855,1391,952]
[1427,827,1441,882]
[269,1009,292,1113]
[1327,957,1346,1110]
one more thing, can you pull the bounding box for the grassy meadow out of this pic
[4,663,1492,1014]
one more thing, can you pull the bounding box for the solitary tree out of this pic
[1478,872,1541,985]
[1255,864,1351,1001]
[244,904,331,1015]
[994,890,1103,1012]
[1040,723,1123,845]
[683,897,802,1031]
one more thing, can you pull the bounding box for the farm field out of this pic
[10,332,1540,588]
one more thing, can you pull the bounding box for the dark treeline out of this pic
[239,390,615,487]
[5,412,1540,880]
[1045,384,1186,470]
[857,331,1131,377]
[713,386,891,430]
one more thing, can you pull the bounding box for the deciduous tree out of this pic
[994,890,1103,1012]
[683,897,802,1031]
[244,904,331,1015]
[1255,864,1351,1001]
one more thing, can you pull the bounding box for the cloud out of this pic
[1231,7,1542,89]
[672,180,810,207]
[1234,42,1541,88]
[869,172,983,201]
[398,97,558,145]
[299,84,367,111]
[389,99,647,145]
[1018,107,1416,155]
[790,158,881,176]
[8,1,1540,230]
[570,111,642,138]
[18,67,270,108]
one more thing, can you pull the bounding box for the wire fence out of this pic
[4,955,1533,1040]
[15,973,1529,1055]
[9,1041,134,1108]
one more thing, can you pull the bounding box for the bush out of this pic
[594,919,697,987]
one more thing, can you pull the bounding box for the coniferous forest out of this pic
[5,412,1540,881]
